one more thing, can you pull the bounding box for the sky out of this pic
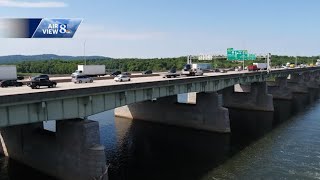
[0,0,319,58]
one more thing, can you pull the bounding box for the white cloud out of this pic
[0,0,67,8]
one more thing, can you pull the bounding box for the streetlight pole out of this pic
[84,40,86,65]
[267,53,271,73]
[242,51,245,70]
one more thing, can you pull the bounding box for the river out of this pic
[0,93,320,179]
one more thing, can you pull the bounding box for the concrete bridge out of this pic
[1,67,320,179]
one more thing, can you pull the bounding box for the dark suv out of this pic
[0,80,23,88]
[110,71,121,76]
[142,70,152,75]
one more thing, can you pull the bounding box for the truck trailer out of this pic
[0,65,17,81]
[72,65,106,77]
[252,63,267,70]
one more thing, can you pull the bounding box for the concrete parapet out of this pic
[115,93,230,133]
[0,119,108,180]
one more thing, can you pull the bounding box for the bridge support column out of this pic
[266,77,294,123]
[288,73,319,106]
[267,77,293,100]
[287,73,309,93]
[115,93,230,133]
[304,73,320,102]
[0,119,108,180]
[223,82,274,111]
[222,82,274,135]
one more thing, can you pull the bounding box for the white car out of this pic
[114,74,131,82]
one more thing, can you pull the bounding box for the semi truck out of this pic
[0,65,17,81]
[71,65,106,77]
[253,63,267,70]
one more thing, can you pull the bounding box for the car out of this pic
[162,68,179,78]
[142,70,153,75]
[169,68,177,73]
[122,72,131,76]
[213,68,220,72]
[110,71,121,76]
[0,80,23,88]
[72,75,93,83]
[114,74,130,82]
[219,69,227,73]
[31,74,49,80]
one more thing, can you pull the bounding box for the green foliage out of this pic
[3,55,319,74]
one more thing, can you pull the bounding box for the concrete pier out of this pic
[267,77,293,100]
[287,73,309,93]
[222,82,274,135]
[0,119,108,180]
[115,92,230,133]
[223,82,274,111]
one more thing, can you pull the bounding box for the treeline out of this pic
[5,55,320,74]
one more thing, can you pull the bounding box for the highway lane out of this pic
[0,71,252,97]
[20,73,159,83]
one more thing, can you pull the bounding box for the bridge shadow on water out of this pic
[108,117,231,180]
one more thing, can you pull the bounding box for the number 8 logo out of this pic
[59,24,67,34]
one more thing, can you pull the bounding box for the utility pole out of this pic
[84,40,86,65]
[295,56,297,67]
[242,52,245,70]
[267,53,271,73]
[187,55,192,64]
[213,54,216,69]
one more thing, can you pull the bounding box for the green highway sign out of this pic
[227,48,256,61]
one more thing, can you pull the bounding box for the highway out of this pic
[0,70,254,96]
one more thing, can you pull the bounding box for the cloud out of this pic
[0,0,67,8]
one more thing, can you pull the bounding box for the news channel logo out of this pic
[0,18,82,38]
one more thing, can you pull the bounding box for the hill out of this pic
[0,54,109,63]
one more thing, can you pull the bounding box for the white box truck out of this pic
[71,65,106,77]
[0,65,17,80]
[253,63,267,70]
[181,64,204,76]
[192,63,212,71]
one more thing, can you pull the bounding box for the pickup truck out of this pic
[28,78,57,89]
